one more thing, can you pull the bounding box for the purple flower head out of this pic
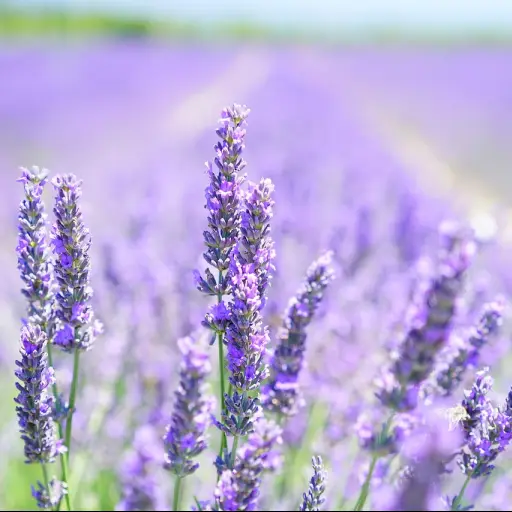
[299,456,327,511]
[194,104,249,299]
[457,368,512,478]
[14,324,62,464]
[212,418,282,511]
[376,221,475,412]
[116,426,167,511]
[164,334,214,478]
[16,166,56,336]
[262,251,335,417]
[424,299,504,400]
[51,174,101,352]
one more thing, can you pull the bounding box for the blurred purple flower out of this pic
[263,251,335,417]
[164,335,214,478]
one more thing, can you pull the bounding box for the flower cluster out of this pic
[14,324,61,464]
[16,167,56,334]
[51,174,101,351]
[376,221,476,411]
[164,335,214,478]
[262,251,335,417]
[425,300,504,399]
[457,368,512,478]
[212,418,283,511]
[194,104,249,299]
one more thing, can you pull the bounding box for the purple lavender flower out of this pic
[299,456,327,511]
[457,368,512,479]
[31,479,67,510]
[117,426,167,511]
[212,418,282,511]
[16,166,56,334]
[262,251,335,417]
[194,104,249,300]
[376,221,476,412]
[216,179,276,438]
[164,335,214,478]
[14,324,62,464]
[51,174,102,351]
[425,299,504,399]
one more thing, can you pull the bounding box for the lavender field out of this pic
[3,40,512,511]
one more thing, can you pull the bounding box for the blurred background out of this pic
[2,1,512,510]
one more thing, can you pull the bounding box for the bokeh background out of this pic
[2,1,512,510]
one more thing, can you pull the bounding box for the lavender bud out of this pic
[377,222,475,412]
[16,166,56,335]
[299,456,327,511]
[164,335,214,478]
[263,252,334,416]
[51,174,102,351]
[14,324,62,463]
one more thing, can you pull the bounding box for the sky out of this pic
[8,0,512,33]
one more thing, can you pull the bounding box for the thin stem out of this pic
[41,463,55,512]
[47,343,72,512]
[173,477,183,512]
[64,349,81,461]
[352,414,394,512]
[218,332,227,452]
[451,473,472,511]
[230,436,239,468]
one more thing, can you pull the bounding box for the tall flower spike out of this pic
[14,324,61,463]
[299,456,328,511]
[262,251,335,417]
[424,299,504,400]
[51,174,102,351]
[376,221,476,412]
[217,179,276,437]
[16,166,56,334]
[212,418,282,511]
[194,104,249,301]
[164,335,214,478]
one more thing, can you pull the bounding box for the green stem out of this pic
[47,343,72,512]
[41,463,55,512]
[218,332,227,453]
[230,436,239,468]
[64,349,81,462]
[173,477,183,512]
[451,474,472,511]
[352,414,394,512]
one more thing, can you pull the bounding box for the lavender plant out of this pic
[299,456,328,511]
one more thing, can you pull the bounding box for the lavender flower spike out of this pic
[376,221,476,412]
[32,479,67,510]
[262,251,335,417]
[426,299,504,399]
[212,418,283,511]
[457,368,512,479]
[14,324,62,464]
[194,104,249,302]
[51,174,102,351]
[17,166,55,334]
[164,335,215,478]
[299,456,327,511]
[216,179,276,437]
